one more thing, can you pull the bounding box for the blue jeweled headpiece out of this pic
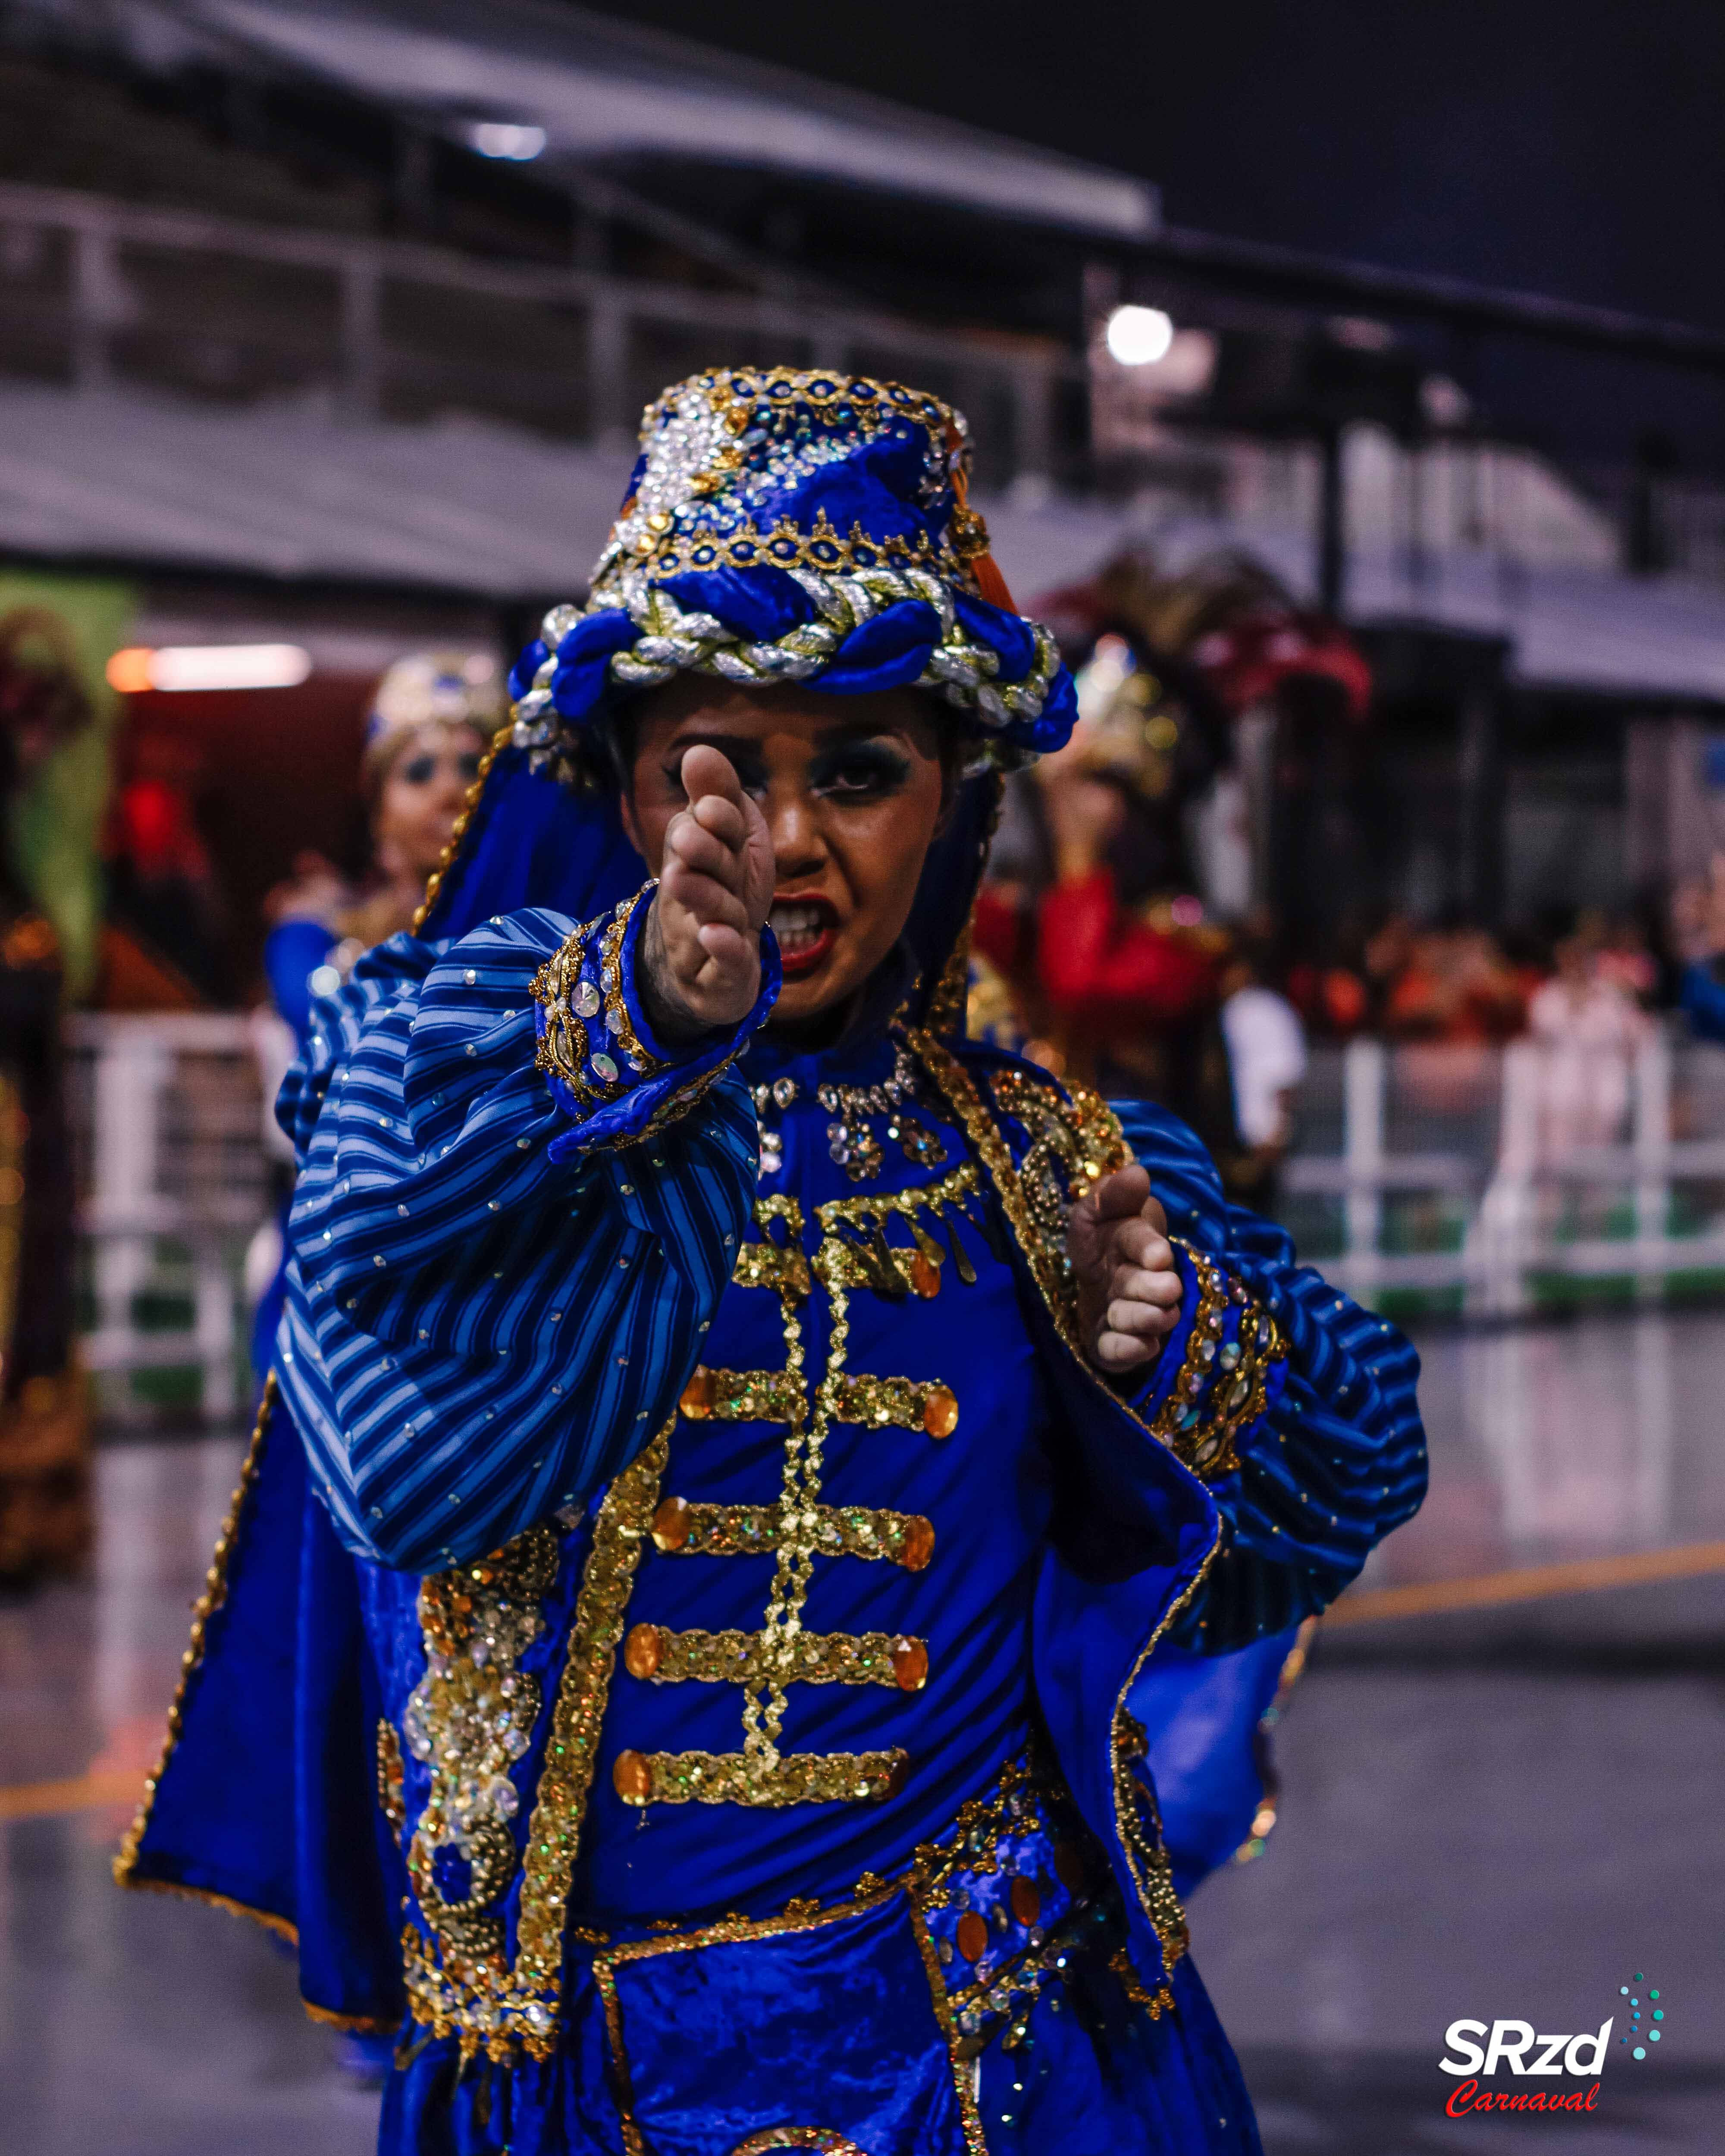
[507,367,1077,777]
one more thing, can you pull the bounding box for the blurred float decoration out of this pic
[1039,546,1372,727]
[972,550,1372,1188]
[0,609,99,1581]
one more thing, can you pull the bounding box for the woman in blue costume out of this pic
[252,651,506,1383]
[117,369,1426,2156]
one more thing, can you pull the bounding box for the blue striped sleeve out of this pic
[273,892,771,1573]
[1113,1100,1428,1651]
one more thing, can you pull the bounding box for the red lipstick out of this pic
[769,893,838,980]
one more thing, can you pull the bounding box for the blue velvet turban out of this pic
[507,367,1077,777]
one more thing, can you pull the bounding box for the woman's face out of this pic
[619,677,948,1030]
[373,723,485,884]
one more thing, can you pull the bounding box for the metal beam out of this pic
[1137,223,1725,375]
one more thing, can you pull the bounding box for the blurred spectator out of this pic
[1218,933,1308,1209]
[1292,962,1371,1039]
[1380,921,1528,1043]
[1595,910,1659,1005]
[1362,912,1418,1029]
[102,736,229,1004]
[1282,909,1377,1040]
[251,652,501,1363]
[1528,930,1649,1155]
[974,743,1242,1169]
[1672,852,1725,1043]
[0,609,93,1582]
[1034,548,1379,950]
[1220,941,1308,1151]
[973,614,1226,1100]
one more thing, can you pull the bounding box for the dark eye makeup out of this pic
[809,739,911,796]
[657,732,912,802]
[400,750,481,785]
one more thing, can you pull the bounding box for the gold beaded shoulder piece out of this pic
[925,1050,1285,1483]
[530,883,741,1153]
[965,1059,1132,1326]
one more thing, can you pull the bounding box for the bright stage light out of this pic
[106,645,314,693]
[465,122,547,161]
[1105,305,1176,367]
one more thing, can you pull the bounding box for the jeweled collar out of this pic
[739,940,918,1091]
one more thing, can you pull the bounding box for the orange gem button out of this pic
[678,1367,715,1419]
[651,1495,692,1551]
[890,1636,928,1692]
[910,1250,941,1299]
[613,1749,653,1805]
[623,1623,662,1679]
[899,1517,936,1572]
[921,1385,958,1438]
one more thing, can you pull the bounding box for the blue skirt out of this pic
[381,1947,1260,2156]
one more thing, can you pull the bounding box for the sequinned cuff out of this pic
[531,882,781,1154]
[1130,1238,1286,1481]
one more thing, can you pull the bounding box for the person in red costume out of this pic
[975,549,1374,1186]
[1032,734,1217,1043]
[970,684,1233,1195]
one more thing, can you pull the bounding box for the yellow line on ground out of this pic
[0,1770,142,1823]
[1326,1539,1725,1626]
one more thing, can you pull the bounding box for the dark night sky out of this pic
[573,0,1725,468]
[580,0,1720,321]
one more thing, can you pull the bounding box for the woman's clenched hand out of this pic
[1068,1163,1183,1376]
[638,744,775,1040]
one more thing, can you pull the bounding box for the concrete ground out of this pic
[2,1305,1722,2154]
[1196,1583,1725,2153]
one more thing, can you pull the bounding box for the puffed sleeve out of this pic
[1112,1100,1427,1651]
[274,881,778,1572]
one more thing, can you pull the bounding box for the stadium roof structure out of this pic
[16,0,1160,241]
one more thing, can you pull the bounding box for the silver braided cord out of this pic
[511,570,1061,782]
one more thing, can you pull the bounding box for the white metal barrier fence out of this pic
[1283,1030,1725,1312]
[66,1012,268,1423]
[65,1015,1725,1419]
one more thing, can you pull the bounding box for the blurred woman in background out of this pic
[262,651,505,1047]
[250,647,505,1379]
